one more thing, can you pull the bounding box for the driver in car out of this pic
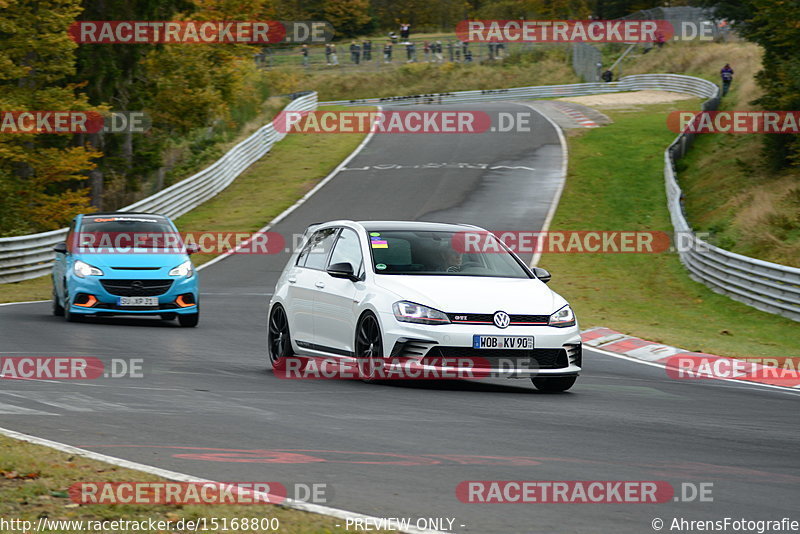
[439,247,463,272]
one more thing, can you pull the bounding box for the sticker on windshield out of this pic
[370,232,381,237]
[89,217,158,223]
[376,263,387,270]
[371,239,388,248]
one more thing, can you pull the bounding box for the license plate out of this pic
[472,335,533,350]
[118,296,158,307]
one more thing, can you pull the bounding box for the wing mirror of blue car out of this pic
[533,267,552,284]
[327,262,359,281]
[185,243,200,255]
[53,242,67,254]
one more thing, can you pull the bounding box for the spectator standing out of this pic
[301,44,309,67]
[325,43,332,65]
[720,63,734,96]
[601,69,613,82]
[330,43,339,65]
[384,41,392,63]
[406,42,416,62]
[254,48,266,67]
[447,41,454,62]
[423,41,430,62]
[400,23,410,41]
[435,41,443,62]
[350,41,360,64]
[363,40,372,61]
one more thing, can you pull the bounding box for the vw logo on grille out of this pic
[493,311,510,329]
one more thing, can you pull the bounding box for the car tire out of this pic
[268,305,294,371]
[52,285,64,316]
[63,292,82,323]
[355,312,384,383]
[178,311,199,327]
[531,376,577,393]
[160,313,177,321]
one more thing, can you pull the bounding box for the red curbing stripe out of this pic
[583,327,800,388]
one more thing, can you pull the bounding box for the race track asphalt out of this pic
[1,103,797,533]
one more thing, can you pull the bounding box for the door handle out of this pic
[287,277,297,284]
[315,281,326,289]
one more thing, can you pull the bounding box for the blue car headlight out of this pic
[169,260,194,278]
[73,260,104,278]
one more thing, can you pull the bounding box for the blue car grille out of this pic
[100,279,173,296]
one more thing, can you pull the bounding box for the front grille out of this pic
[100,279,173,296]
[424,347,568,369]
[447,313,549,325]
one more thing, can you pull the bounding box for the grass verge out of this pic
[0,434,388,533]
[0,106,368,303]
[543,101,799,360]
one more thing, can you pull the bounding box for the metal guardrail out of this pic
[3,74,798,322]
[319,73,720,106]
[0,92,318,284]
[663,100,800,322]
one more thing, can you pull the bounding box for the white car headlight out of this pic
[549,305,576,328]
[73,260,103,278]
[393,301,450,325]
[169,260,193,278]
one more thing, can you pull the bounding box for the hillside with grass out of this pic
[263,45,579,102]
[619,41,798,267]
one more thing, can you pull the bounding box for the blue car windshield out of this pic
[78,216,175,249]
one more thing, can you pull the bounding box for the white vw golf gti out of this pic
[268,221,582,392]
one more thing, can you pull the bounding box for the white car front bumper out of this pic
[377,312,582,379]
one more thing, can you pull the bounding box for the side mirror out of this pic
[533,267,551,284]
[53,242,68,254]
[327,262,358,281]
[185,243,200,255]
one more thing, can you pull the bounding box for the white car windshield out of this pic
[368,230,531,278]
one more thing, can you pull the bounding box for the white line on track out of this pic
[516,102,569,268]
[0,300,48,306]
[586,345,800,397]
[0,425,444,534]
[0,114,447,534]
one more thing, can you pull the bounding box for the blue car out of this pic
[51,212,199,327]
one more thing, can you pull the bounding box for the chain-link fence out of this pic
[571,6,728,83]
[572,43,603,82]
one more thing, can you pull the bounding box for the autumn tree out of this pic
[0,0,101,235]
